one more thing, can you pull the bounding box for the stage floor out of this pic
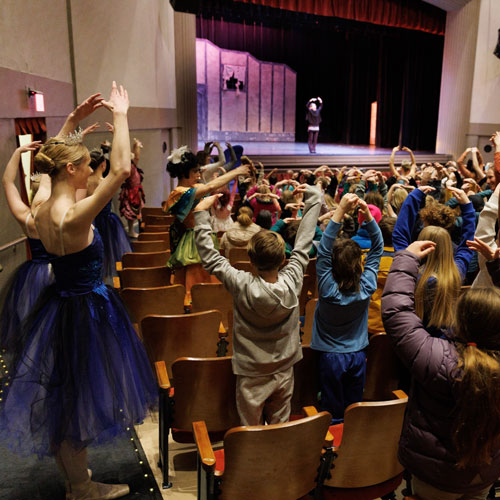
[198,141,450,168]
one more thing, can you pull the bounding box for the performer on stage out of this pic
[306,97,323,154]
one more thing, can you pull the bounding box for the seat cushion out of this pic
[328,423,344,447]
[322,472,404,500]
[214,448,225,474]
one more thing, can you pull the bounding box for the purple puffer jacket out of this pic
[381,251,500,494]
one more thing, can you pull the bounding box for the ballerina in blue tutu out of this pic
[0,83,157,500]
[87,148,132,284]
[0,141,53,352]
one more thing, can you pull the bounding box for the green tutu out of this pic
[167,229,219,269]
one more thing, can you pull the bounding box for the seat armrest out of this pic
[116,261,123,272]
[193,421,216,471]
[392,390,408,400]
[155,361,171,390]
[113,276,121,289]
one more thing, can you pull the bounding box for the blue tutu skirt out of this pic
[0,283,157,457]
[94,204,132,282]
[0,241,53,351]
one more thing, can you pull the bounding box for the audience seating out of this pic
[131,240,169,253]
[227,247,249,264]
[191,283,233,355]
[141,225,170,233]
[141,310,223,379]
[138,231,170,244]
[142,206,165,217]
[117,266,172,289]
[154,356,240,489]
[118,250,170,270]
[302,298,318,345]
[193,407,332,500]
[232,261,254,274]
[299,273,317,317]
[143,214,175,226]
[364,333,401,401]
[120,285,185,328]
[318,390,408,500]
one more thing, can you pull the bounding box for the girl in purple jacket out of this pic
[382,239,500,500]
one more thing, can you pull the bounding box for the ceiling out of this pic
[422,0,472,11]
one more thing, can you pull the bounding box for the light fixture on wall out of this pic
[28,88,45,112]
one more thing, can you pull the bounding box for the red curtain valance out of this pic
[233,0,445,35]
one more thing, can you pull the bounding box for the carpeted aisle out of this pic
[0,429,162,500]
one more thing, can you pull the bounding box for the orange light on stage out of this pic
[370,101,377,146]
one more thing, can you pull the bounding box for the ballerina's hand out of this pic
[18,141,42,154]
[82,122,100,137]
[72,93,104,121]
[194,194,222,212]
[406,240,436,259]
[466,237,500,262]
[102,81,129,114]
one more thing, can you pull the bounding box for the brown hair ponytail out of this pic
[452,288,500,467]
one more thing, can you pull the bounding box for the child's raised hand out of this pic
[406,240,436,259]
[194,194,222,212]
[339,193,359,212]
[466,237,500,262]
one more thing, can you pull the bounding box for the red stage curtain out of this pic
[233,0,445,34]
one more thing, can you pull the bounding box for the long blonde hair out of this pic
[452,288,500,467]
[414,225,461,328]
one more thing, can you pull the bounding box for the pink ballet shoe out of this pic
[65,469,93,499]
[66,478,129,500]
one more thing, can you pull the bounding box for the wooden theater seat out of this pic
[138,231,170,243]
[143,214,175,226]
[118,266,172,289]
[319,390,408,500]
[120,285,185,327]
[131,240,169,253]
[193,407,332,500]
[227,247,249,264]
[119,250,170,269]
[141,310,223,379]
[155,356,240,488]
[141,206,165,217]
[302,298,318,345]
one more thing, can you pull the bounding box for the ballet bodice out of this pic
[50,230,106,296]
[98,200,112,218]
[28,238,51,263]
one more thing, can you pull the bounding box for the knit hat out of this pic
[358,204,382,225]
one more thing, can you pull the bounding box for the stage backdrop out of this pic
[196,38,297,143]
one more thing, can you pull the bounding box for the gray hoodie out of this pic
[194,185,321,376]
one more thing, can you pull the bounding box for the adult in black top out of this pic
[306,97,323,153]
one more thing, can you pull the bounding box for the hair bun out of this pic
[34,151,56,175]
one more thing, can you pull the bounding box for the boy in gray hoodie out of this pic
[193,184,321,425]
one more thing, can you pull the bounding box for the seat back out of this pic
[142,206,165,217]
[228,247,249,264]
[291,345,321,414]
[141,310,222,378]
[138,231,170,243]
[324,395,408,488]
[121,250,170,268]
[191,283,233,330]
[142,225,170,233]
[131,240,169,253]
[363,333,400,401]
[143,214,175,226]
[220,411,331,500]
[302,298,318,345]
[232,261,255,274]
[299,273,317,316]
[172,357,239,432]
[120,266,172,289]
[121,285,185,325]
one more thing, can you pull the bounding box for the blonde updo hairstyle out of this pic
[236,206,254,227]
[34,138,89,178]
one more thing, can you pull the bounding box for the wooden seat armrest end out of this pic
[303,406,334,446]
[303,406,319,417]
[193,421,216,471]
[155,361,171,390]
[113,276,121,289]
[392,390,408,400]
[116,262,123,272]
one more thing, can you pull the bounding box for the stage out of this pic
[199,141,452,169]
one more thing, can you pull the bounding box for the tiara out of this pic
[52,128,84,147]
[31,173,42,182]
[168,145,190,165]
